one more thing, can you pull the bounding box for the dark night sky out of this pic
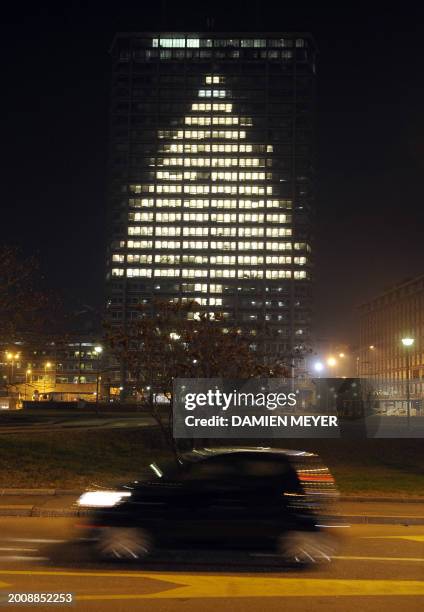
[2,1,424,343]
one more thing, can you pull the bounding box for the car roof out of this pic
[180,447,316,464]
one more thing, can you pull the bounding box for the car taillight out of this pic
[298,473,335,483]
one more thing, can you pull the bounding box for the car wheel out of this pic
[95,527,153,561]
[277,531,338,565]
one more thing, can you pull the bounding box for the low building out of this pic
[0,337,109,404]
[358,275,424,412]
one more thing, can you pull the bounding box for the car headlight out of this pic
[77,490,132,508]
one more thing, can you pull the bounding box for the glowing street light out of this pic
[401,337,415,428]
[94,346,103,409]
[338,353,345,358]
[314,361,324,373]
[327,357,337,367]
[5,352,20,385]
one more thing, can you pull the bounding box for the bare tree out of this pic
[0,246,53,343]
[106,300,289,453]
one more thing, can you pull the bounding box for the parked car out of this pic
[75,447,344,565]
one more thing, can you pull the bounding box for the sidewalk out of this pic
[1,490,424,524]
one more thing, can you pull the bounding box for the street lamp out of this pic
[25,369,32,400]
[94,346,103,410]
[327,357,337,368]
[6,352,20,386]
[44,362,52,396]
[313,361,324,376]
[401,337,414,427]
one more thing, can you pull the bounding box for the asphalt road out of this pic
[0,518,422,611]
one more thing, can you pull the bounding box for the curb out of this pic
[0,503,423,525]
[2,490,424,503]
[0,507,423,524]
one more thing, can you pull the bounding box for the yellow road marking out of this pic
[363,535,424,542]
[335,555,424,563]
[1,571,424,599]
[75,578,424,599]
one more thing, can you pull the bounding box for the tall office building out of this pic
[106,32,316,369]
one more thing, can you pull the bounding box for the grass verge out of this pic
[0,430,423,496]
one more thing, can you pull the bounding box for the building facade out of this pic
[106,32,316,368]
[358,275,424,405]
[1,337,107,403]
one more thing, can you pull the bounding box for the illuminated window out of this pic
[266,256,292,264]
[127,254,152,263]
[205,75,223,84]
[182,241,209,249]
[294,257,307,265]
[128,227,154,236]
[155,227,181,236]
[210,255,236,264]
[266,242,292,250]
[155,241,180,249]
[210,241,237,250]
[238,255,264,265]
[127,240,153,249]
[238,241,264,250]
[266,228,292,237]
[130,212,154,222]
[127,268,152,277]
[211,213,237,223]
[238,270,264,279]
[239,213,264,223]
[183,213,209,221]
[182,269,208,278]
[265,270,292,279]
[154,269,180,277]
[156,213,181,222]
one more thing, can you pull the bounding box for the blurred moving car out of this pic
[76,447,344,565]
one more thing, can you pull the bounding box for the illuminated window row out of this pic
[161,158,264,167]
[150,40,304,50]
[123,240,299,252]
[158,130,246,140]
[128,198,292,210]
[113,268,304,280]
[117,254,305,266]
[155,171,269,181]
[205,76,224,84]
[136,185,274,195]
[128,227,292,237]
[127,240,153,249]
[152,38,200,48]
[191,103,232,112]
[210,171,266,181]
[198,90,226,98]
[184,116,242,126]
[163,144,272,153]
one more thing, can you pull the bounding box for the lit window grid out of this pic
[111,74,310,308]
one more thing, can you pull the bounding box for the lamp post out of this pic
[6,352,20,386]
[401,337,414,428]
[25,369,32,400]
[44,362,52,396]
[94,346,103,410]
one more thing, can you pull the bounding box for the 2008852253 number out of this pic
[7,593,73,604]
